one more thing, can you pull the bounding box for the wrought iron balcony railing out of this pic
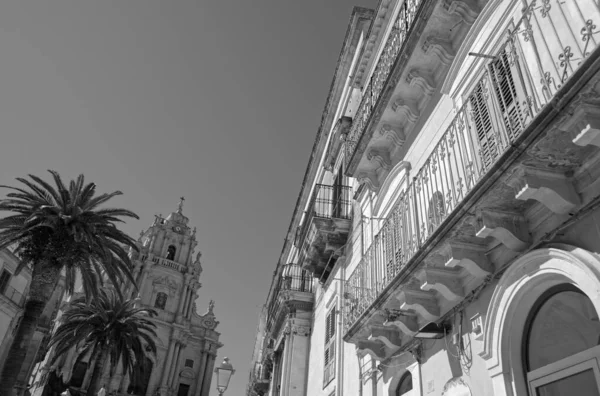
[344,0,600,333]
[264,264,314,336]
[294,183,352,257]
[344,0,423,170]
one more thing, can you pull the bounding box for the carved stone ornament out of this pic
[152,276,179,291]
[291,324,311,337]
[441,377,472,396]
[524,127,587,170]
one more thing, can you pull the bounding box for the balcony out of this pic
[344,0,487,189]
[295,184,352,281]
[139,254,184,272]
[248,361,271,396]
[344,0,600,354]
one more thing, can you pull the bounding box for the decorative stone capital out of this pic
[475,209,531,252]
[506,165,580,214]
[291,324,311,337]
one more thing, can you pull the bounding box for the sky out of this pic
[0,1,377,394]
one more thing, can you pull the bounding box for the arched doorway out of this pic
[524,285,600,395]
[480,245,600,395]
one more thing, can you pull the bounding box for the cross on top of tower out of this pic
[177,196,185,214]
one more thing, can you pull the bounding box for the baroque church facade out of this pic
[30,200,223,396]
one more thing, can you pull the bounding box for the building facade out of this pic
[0,247,65,396]
[248,1,600,395]
[31,201,223,396]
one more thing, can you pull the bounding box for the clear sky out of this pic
[0,1,376,394]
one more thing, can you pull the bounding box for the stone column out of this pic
[186,290,196,319]
[160,341,176,387]
[200,354,216,396]
[176,283,188,322]
[167,342,181,389]
[189,350,207,396]
[279,333,292,396]
[169,343,185,389]
[181,286,191,318]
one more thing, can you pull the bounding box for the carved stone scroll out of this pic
[369,326,403,349]
[475,209,531,252]
[384,313,419,337]
[419,268,465,301]
[396,288,440,322]
[506,165,580,214]
[442,240,492,278]
[566,105,600,148]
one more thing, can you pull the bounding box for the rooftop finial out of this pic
[209,299,215,313]
[177,196,185,214]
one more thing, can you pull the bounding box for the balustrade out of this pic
[344,0,600,333]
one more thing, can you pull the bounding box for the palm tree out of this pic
[49,289,157,396]
[0,171,139,395]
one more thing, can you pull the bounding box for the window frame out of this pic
[0,269,11,295]
[323,307,337,388]
[523,284,600,394]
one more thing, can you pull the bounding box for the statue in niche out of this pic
[154,292,168,310]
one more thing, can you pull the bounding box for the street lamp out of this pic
[214,357,235,395]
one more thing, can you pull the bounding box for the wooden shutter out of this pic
[489,50,527,140]
[469,80,497,170]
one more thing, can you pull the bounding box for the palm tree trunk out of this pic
[87,346,109,396]
[0,262,61,396]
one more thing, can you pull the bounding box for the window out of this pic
[154,292,168,310]
[167,245,176,261]
[0,269,11,294]
[177,383,190,396]
[396,371,413,396]
[468,48,526,171]
[185,359,194,368]
[70,361,88,388]
[323,308,336,387]
[525,285,600,395]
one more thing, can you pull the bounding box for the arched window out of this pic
[396,371,413,396]
[154,292,168,310]
[166,245,176,260]
[524,285,600,395]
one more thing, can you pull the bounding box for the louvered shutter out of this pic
[469,80,497,170]
[490,49,527,140]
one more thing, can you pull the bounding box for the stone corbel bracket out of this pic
[357,170,381,192]
[406,69,436,96]
[384,312,419,337]
[422,36,456,66]
[506,165,580,215]
[565,104,600,148]
[396,288,440,322]
[442,0,479,24]
[475,208,531,252]
[357,339,387,361]
[369,326,403,349]
[379,124,406,148]
[441,240,492,278]
[392,97,420,123]
[367,147,393,171]
[418,267,465,301]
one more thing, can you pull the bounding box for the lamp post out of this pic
[214,357,235,395]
